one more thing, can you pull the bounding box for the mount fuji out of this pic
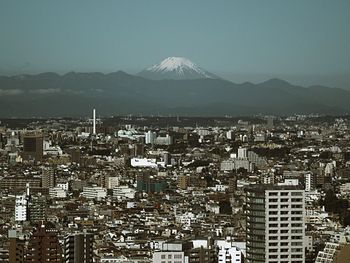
[137,57,219,80]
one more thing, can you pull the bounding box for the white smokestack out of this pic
[26,183,30,197]
[93,109,96,135]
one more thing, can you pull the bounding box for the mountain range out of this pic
[0,57,349,117]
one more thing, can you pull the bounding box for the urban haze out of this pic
[0,1,350,263]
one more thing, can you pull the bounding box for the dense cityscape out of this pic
[2,2,350,263]
[0,113,350,262]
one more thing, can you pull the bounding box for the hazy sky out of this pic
[1,1,350,88]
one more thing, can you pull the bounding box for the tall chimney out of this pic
[26,183,30,197]
[93,109,96,135]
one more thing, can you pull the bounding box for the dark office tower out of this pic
[267,116,274,129]
[23,132,43,162]
[26,224,62,263]
[136,172,167,193]
[9,238,25,263]
[228,176,238,193]
[134,143,144,157]
[0,133,3,149]
[42,167,55,188]
[70,148,81,164]
[246,185,305,263]
[64,232,94,263]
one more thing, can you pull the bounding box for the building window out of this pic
[291,242,302,246]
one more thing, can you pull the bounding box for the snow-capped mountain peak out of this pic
[138,57,218,80]
[148,57,204,74]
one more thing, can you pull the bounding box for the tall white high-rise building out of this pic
[246,185,305,263]
[145,130,156,144]
[226,130,235,140]
[15,195,27,222]
[305,173,315,192]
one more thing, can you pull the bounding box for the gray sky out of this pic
[1,0,349,88]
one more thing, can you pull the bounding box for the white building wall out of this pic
[107,177,119,189]
[217,241,243,263]
[145,131,156,144]
[152,251,187,263]
[237,147,247,158]
[265,189,305,263]
[49,187,67,198]
[15,195,27,222]
[57,182,69,191]
[82,186,107,200]
[131,158,158,168]
[220,160,235,171]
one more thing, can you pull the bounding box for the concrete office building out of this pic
[22,132,43,162]
[152,251,187,263]
[0,176,41,192]
[246,185,305,263]
[82,186,107,200]
[49,187,67,198]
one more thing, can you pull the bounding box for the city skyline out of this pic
[2,2,350,262]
